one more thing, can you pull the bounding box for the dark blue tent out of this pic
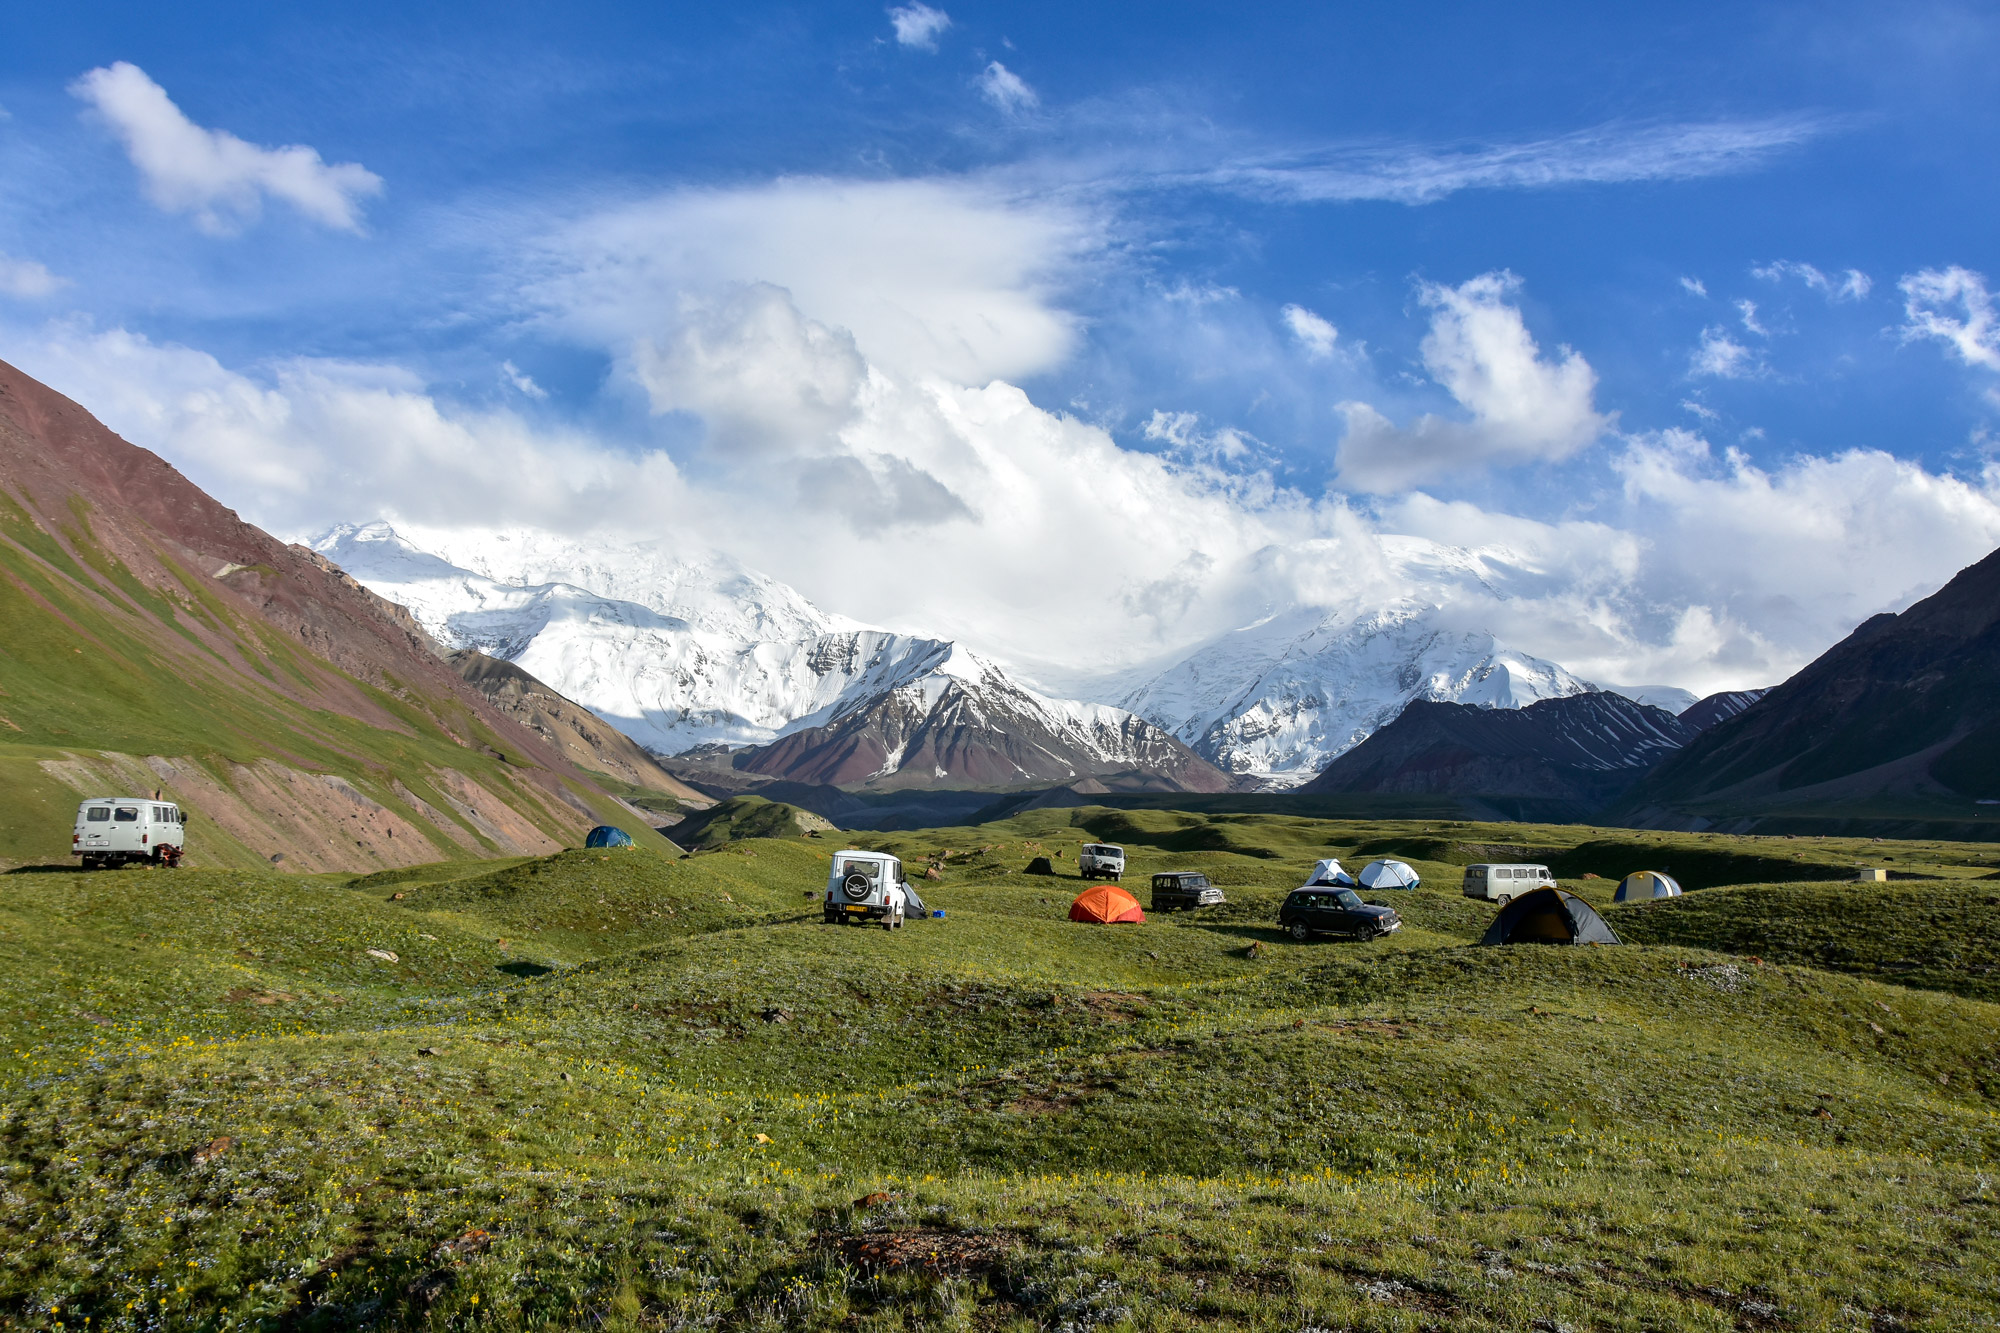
[584,826,635,849]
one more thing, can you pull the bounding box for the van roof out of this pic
[80,797,175,806]
[1464,862,1550,870]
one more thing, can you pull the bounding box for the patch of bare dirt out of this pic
[828,1228,1015,1276]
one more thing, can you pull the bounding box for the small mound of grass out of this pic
[1609,880,2000,1000]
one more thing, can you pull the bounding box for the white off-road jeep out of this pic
[73,797,187,869]
[823,850,922,930]
[1077,843,1126,881]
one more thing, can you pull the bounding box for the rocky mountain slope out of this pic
[735,645,1232,791]
[1677,688,1772,733]
[447,651,709,807]
[1617,547,2000,829]
[318,523,1228,793]
[1300,690,1699,821]
[0,358,670,871]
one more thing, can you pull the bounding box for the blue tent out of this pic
[584,825,634,849]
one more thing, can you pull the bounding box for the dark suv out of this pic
[1151,871,1225,912]
[1278,887,1401,941]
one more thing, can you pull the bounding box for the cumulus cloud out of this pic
[978,61,1038,113]
[529,176,1087,386]
[1735,300,1767,336]
[888,3,951,50]
[1280,304,1338,359]
[1753,260,1872,301]
[70,61,381,234]
[0,254,65,300]
[1690,326,1759,379]
[1334,272,1606,491]
[9,323,686,535]
[1374,431,2000,695]
[1900,266,2000,372]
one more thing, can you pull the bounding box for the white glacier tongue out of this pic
[1121,600,1595,785]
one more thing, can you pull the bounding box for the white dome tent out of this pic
[1302,858,1356,887]
[1614,870,1682,902]
[1358,859,1421,890]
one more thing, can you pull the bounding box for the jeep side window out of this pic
[86,807,110,822]
[114,807,138,822]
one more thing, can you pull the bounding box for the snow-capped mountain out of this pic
[744,644,1230,791]
[1122,603,1592,785]
[311,522,1227,790]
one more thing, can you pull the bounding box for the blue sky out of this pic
[3,2,1999,694]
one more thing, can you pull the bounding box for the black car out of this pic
[1278,887,1401,941]
[1151,871,1226,912]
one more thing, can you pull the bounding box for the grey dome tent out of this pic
[1358,858,1421,890]
[1614,870,1682,902]
[1303,858,1356,887]
[1479,886,1620,946]
[584,825,635,849]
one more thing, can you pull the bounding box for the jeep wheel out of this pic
[1287,922,1310,941]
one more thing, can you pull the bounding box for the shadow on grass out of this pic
[6,863,91,874]
[497,960,554,978]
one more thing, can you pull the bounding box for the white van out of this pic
[1462,862,1554,904]
[1078,843,1126,881]
[73,797,187,869]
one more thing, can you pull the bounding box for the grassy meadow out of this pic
[2,808,1998,1330]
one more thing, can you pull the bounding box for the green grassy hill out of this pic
[5,814,1999,1330]
[664,794,839,850]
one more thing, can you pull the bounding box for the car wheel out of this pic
[1495,893,1512,907]
[1288,922,1310,941]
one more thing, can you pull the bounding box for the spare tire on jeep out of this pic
[842,872,873,900]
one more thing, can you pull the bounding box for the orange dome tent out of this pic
[1070,884,1145,924]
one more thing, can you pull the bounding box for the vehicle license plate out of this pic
[845,905,866,913]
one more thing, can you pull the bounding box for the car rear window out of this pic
[86,807,111,822]
[114,807,138,822]
[840,860,880,878]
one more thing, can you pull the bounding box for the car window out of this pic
[841,860,879,878]
[114,806,138,822]
[1332,889,1362,909]
[86,807,110,823]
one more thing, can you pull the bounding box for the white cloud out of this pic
[978,61,1039,114]
[1199,116,1829,206]
[1753,260,1872,301]
[501,360,546,399]
[1735,299,1767,336]
[528,176,1088,386]
[8,323,686,536]
[1900,266,2000,372]
[1280,303,1338,359]
[69,61,382,234]
[888,4,951,50]
[1680,399,1719,422]
[1334,271,1607,491]
[0,254,65,300]
[1690,326,1759,379]
[1375,431,2000,695]
[1679,276,1708,298]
